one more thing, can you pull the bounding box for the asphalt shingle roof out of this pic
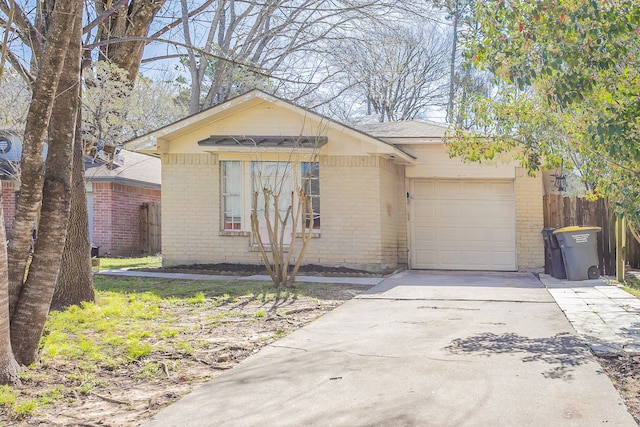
[84,149,160,187]
[356,120,448,139]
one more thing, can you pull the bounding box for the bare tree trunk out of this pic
[7,0,80,317]
[51,110,95,311]
[54,1,166,309]
[10,2,82,365]
[95,0,166,81]
[0,194,19,384]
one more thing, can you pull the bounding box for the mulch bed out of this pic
[144,263,383,278]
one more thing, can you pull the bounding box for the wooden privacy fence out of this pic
[543,195,640,274]
[140,202,161,255]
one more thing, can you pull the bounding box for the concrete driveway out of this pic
[144,270,635,426]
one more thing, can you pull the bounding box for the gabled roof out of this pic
[126,90,415,163]
[85,149,160,187]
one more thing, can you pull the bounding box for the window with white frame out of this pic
[301,162,320,230]
[221,161,242,230]
[220,160,320,238]
[252,161,293,244]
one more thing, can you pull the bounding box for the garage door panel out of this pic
[413,226,436,241]
[465,251,491,266]
[437,227,462,242]
[493,181,515,198]
[410,179,516,271]
[414,201,436,219]
[438,181,463,197]
[464,228,491,242]
[439,250,465,265]
[437,203,462,219]
[413,181,436,197]
[414,249,438,265]
[491,232,515,244]
[492,250,516,266]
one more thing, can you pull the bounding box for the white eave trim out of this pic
[126,135,158,152]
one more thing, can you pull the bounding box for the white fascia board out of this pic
[126,135,158,152]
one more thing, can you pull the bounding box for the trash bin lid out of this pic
[553,226,601,234]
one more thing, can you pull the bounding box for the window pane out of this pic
[222,161,242,230]
[301,162,320,230]
[252,161,293,244]
[223,161,242,194]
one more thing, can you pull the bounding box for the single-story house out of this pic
[1,133,161,257]
[127,90,544,273]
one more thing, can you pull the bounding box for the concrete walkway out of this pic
[540,274,640,357]
[140,270,636,426]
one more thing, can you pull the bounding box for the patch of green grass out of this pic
[139,361,164,379]
[0,385,47,419]
[0,385,17,407]
[186,292,206,304]
[126,339,153,361]
[623,279,640,298]
[37,387,63,405]
[176,340,195,355]
[65,372,106,396]
[94,276,285,300]
[13,399,37,417]
[4,275,354,423]
[98,256,162,270]
[40,290,171,369]
[160,329,179,338]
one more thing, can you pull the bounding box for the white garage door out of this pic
[410,179,516,271]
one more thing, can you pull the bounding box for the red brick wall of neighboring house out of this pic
[91,182,161,256]
[1,179,16,231]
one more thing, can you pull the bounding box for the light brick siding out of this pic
[92,182,161,256]
[310,156,393,273]
[515,168,545,270]
[161,153,233,266]
[161,154,544,273]
[1,179,16,231]
[161,153,405,273]
[379,158,407,271]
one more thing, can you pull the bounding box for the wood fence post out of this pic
[616,217,626,282]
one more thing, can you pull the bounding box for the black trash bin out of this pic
[553,226,601,281]
[541,228,566,279]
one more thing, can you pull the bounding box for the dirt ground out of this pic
[4,282,371,427]
[598,354,640,425]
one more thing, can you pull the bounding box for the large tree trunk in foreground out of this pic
[0,196,19,384]
[10,1,82,365]
[51,112,95,311]
[6,1,80,317]
[54,1,166,310]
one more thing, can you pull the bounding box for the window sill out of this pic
[295,231,321,238]
[249,233,320,252]
[219,230,250,237]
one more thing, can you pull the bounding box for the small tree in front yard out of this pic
[249,144,320,287]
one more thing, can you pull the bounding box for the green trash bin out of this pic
[553,226,601,281]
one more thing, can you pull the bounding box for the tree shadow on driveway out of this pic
[445,332,593,380]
